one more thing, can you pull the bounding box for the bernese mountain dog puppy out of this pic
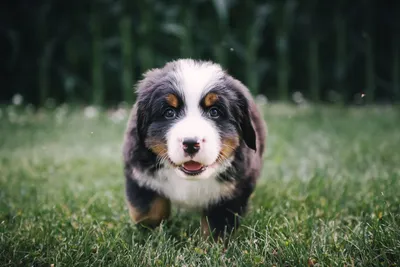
[123,59,267,239]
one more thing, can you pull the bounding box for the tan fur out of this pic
[218,136,239,161]
[166,93,179,108]
[128,196,171,227]
[204,92,218,107]
[145,138,168,157]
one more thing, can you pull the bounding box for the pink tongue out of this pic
[183,161,203,171]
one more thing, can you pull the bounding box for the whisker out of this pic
[221,143,237,150]
[148,143,167,150]
[153,149,168,169]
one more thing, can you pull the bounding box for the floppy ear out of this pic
[228,77,257,151]
[238,97,257,151]
[133,68,161,145]
[135,101,149,145]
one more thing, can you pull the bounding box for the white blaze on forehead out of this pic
[166,59,225,170]
[173,59,224,111]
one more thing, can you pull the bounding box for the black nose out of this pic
[182,138,200,155]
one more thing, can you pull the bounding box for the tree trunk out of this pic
[90,6,104,106]
[393,37,399,101]
[119,15,134,104]
[364,1,375,103]
[65,38,79,103]
[393,1,400,102]
[37,2,51,106]
[246,33,258,95]
[39,44,52,106]
[245,2,268,95]
[334,13,347,97]
[277,22,289,100]
[309,35,319,102]
[277,32,289,101]
[181,4,194,58]
[138,0,154,72]
[211,0,229,68]
[276,0,294,101]
[365,35,375,103]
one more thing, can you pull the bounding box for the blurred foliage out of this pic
[1,0,399,106]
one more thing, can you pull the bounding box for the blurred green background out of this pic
[2,0,399,106]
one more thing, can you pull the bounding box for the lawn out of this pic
[1,103,399,266]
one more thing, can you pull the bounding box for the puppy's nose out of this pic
[182,138,200,155]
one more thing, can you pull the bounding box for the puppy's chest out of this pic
[141,170,236,209]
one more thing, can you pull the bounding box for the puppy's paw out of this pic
[128,196,171,228]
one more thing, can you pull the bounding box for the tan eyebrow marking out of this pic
[204,92,218,107]
[165,94,178,108]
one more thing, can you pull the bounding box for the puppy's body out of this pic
[123,59,266,237]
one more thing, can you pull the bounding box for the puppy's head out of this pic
[135,59,256,179]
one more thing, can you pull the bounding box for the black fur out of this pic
[203,179,255,238]
[123,123,159,175]
[125,170,158,215]
[123,59,267,239]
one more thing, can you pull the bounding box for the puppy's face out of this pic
[135,60,256,180]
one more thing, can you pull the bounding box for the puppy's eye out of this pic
[163,108,177,119]
[208,107,220,119]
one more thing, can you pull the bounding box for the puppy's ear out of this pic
[229,78,257,151]
[134,68,162,144]
[239,98,257,151]
[135,101,149,144]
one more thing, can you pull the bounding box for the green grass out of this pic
[1,103,400,266]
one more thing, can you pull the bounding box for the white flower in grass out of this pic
[84,106,99,119]
[354,92,366,105]
[118,101,128,109]
[255,94,268,107]
[109,107,128,123]
[292,91,305,105]
[55,104,69,124]
[12,94,23,106]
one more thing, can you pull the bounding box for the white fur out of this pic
[141,60,236,209]
[132,166,236,209]
[167,60,225,179]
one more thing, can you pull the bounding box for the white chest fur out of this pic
[132,168,236,210]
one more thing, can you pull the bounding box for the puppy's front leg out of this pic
[201,191,251,240]
[125,177,171,228]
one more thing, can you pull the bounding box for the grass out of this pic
[1,103,400,266]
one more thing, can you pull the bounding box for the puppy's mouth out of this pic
[179,160,206,176]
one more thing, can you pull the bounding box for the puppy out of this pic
[122,59,267,239]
